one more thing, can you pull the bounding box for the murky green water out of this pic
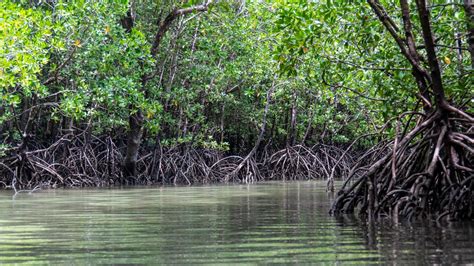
[0,181,473,264]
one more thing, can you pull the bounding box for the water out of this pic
[0,181,472,264]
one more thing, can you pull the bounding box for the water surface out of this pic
[0,181,473,264]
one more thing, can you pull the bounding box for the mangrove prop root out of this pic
[0,137,356,189]
[266,144,355,181]
[331,109,474,221]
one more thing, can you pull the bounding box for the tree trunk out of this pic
[415,0,447,108]
[124,110,144,177]
[400,0,432,110]
[121,8,141,178]
[301,103,315,145]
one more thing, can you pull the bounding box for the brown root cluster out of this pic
[0,134,124,190]
[331,110,473,221]
[266,144,354,181]
[0,136,356,191]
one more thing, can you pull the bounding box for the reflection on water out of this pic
[0,181,472,264]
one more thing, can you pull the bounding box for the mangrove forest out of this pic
[1,0,473,223]
[1,0,474,264]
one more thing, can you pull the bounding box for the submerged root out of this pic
[149,146,222,185]
[0,134,124,189]
[266,145,319,180]
[331,109,474,221]
[266,144,355,181]
[207,155,261,183]
[1,126,361,189]
[0,138,360,189]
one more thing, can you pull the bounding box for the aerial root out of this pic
[265,144,355,181]
[331,109,474,221]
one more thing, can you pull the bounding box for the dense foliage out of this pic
[1,1,392,156]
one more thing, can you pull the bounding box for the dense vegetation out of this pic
[1,0,472,220]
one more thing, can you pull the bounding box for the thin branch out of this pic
[150,0,213,57]
[43,47,77,85]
